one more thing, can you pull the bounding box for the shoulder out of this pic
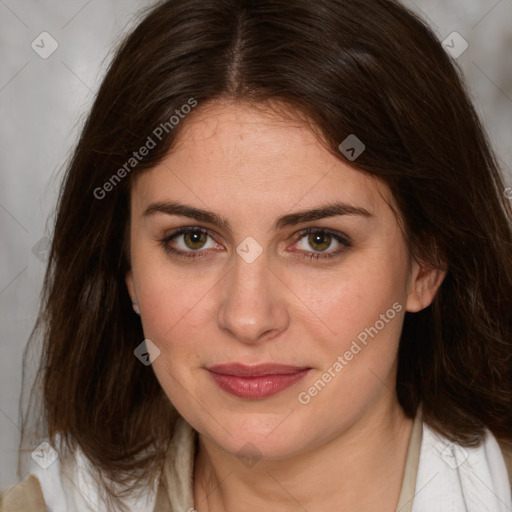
[0,440,76,512]
[0,474,47,512]
[1,440,160,512]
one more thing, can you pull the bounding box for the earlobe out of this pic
[405,259,446,313]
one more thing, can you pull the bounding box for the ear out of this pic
[405,258,446,312]
[125,269,136,301]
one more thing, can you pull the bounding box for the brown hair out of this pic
[20,0,512,509]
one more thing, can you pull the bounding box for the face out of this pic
[125,100,443,460]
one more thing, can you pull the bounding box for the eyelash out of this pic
[158,227,352,261]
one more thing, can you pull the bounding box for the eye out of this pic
[159,227,220,258]
[291,228,351,260]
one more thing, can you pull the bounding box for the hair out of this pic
[19,0,512,509]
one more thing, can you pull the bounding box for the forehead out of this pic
[130,100,396,221]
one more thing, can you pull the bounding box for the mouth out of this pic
[206,363,312,399]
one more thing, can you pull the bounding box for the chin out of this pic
[204,414,311,459]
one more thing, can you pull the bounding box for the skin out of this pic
[125,99,446,512]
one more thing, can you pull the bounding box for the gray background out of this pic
[1,0,511,492]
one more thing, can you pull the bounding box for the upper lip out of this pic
[207,363,310,377]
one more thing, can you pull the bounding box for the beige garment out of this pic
[0,475,47,512]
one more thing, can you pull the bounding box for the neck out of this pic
[193,395,414,512]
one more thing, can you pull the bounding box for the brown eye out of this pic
[183,230,208,250]
[306,232,332,252]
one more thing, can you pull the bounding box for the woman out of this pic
[2,0,512,510]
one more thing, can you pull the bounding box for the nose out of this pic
[217,249,290,345]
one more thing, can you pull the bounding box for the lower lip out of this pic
[207,369,311,399]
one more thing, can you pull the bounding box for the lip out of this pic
[207,363,311,399]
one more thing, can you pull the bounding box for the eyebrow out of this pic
[142,200,372,230]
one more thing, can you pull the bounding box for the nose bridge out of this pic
[217,245,289,343]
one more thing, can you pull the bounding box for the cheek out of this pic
[137,272,212,344]
[134,269,209,402]
[130,236,214,332]
[298,250,408,347]
[132,257,224,386]
[292,260,407,420]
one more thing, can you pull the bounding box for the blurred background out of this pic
[1,0,511,492]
